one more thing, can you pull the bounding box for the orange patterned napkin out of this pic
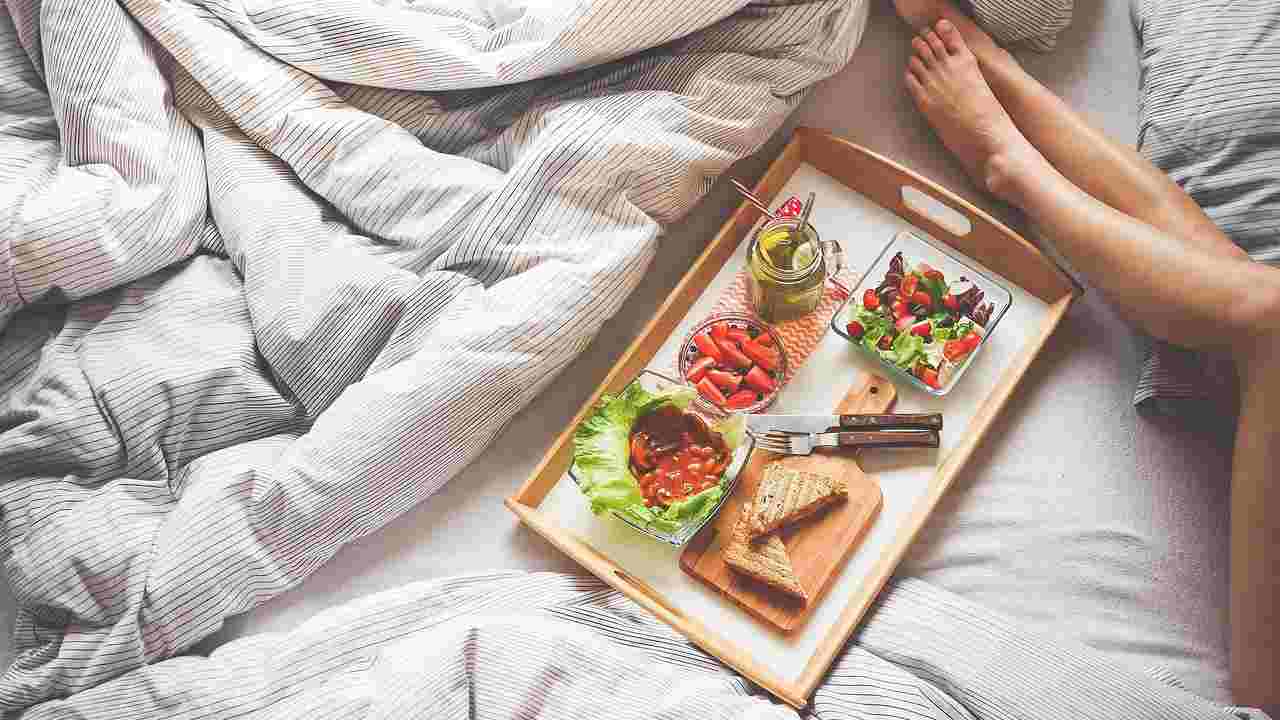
[704,271,850,384]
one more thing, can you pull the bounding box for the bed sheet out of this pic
[0,0,1233,706]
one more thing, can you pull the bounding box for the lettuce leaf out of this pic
[571,382,740,535]
[889,331,927,369]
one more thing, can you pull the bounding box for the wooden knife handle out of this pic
[837,413,943,431]
[835,430,939,449]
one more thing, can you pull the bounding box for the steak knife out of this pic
[746,412,942,436]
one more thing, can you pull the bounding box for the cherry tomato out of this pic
[685,356,716,383]
[877,334,893,350]
[862,288,880,310]
[910,290,933,309]
[724,390,758,410]
[692,333,724,363]
[910,320,932,337]
[942,293,960,312]
[740,340,779,371]
[706,369,742,392]
[943,339,971,362]
[726,329,753,345]
[922,268,945,283]
[696,377,727,405]
[744,366,776,394]
[900,274,919,297]
[717,338,753,369]
[755,332,774,347]
[846,321,865,340]
[919,365,941,389]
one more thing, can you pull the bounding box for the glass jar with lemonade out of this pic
[746,218,843,322]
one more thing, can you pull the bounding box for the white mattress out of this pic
[0,0,1232,705]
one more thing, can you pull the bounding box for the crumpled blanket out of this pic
[0,0,867,708]
[20,572,1266,720]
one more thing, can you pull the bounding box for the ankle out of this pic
[981,148,1035,205]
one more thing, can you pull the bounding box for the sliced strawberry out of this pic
[942,293,960,312]
[963,330,982,352]
[910,320,932,337]
[892,300,911,321]
[744,366,776,394]
[846,321,865,340]
[717,338,753,369]
[697,377,727,406]
[739,340,779,372]
[910,290,932,309]
[692,333,724,364]
[724,390,758,410]
[706,369,742,392]
[685,356,716,383]
[896,315,915,332]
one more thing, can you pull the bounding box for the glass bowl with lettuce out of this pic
[569,370,752,546]
[831,230,1012,396]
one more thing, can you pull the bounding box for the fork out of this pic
[756,429,939,455]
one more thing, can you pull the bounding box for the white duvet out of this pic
[0,0,865,708]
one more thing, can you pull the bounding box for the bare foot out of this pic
[904,20,1046,203]
[892,0,1009,67]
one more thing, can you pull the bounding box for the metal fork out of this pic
[756,429,939,455]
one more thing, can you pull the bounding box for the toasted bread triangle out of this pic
[747,464,846,539]
[722,506,807,601]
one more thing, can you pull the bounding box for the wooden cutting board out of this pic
[680,373,893,632]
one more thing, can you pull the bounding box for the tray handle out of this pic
[900,185,972,237]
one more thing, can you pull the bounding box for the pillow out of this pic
[965,0,1074,51]
[1132,0,1280,412]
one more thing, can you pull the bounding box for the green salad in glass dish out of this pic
[843,250,995,391]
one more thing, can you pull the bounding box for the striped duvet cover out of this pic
[0,0,866,708]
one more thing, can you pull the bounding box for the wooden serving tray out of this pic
[681,373,892,631]
[507,127,1079,709]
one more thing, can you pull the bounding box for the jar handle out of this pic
[822,239,850,298]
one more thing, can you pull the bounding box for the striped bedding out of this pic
[1132,0,1280,411]
[19,572,1265,719]
[0,0,870,708]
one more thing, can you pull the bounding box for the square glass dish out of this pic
[567,369,755,546]
[831,230,1012,396]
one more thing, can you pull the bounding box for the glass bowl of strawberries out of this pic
[677,312,789,414]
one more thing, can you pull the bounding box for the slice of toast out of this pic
[747,464,846,539]
[722,505,807,602]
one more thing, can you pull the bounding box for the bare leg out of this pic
[893,0,1243,259]
[898,13,1280,707]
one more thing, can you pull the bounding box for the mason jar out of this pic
[746,218,844,322]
